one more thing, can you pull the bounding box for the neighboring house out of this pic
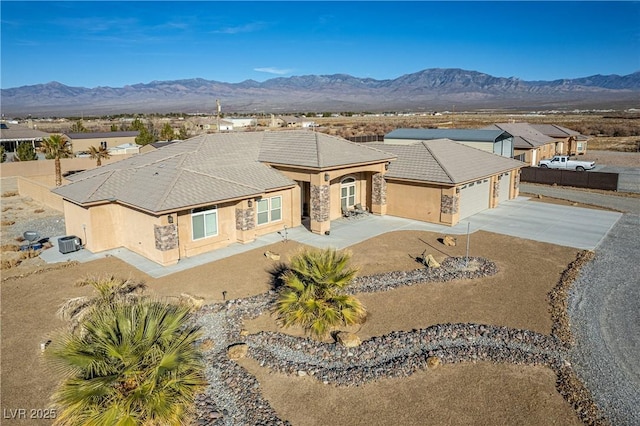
[218,119,234,131]
[226,118,257,128]
[369,140,525,224]
[484,123,556,166]
[108,143,141,155]
[65,131,139,154]
[0,122,50,155]
[384,128,514,158]
[53,131,394,266]
[530,124,589,155]
[139,140,179,154]
[278,116,317,128]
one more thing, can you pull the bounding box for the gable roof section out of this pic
[530,124,579,138]
[370,139,525,185]
[259,130,395,169]
[484,123,554,149]
[0,123,50,141]
[385,128,512,143]
[54,133,294,213]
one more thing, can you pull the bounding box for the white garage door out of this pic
[498,172,511,204]
[459,178,490,219]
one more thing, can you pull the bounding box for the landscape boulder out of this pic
[335,331,361,348]
[443,235,457,246]
[425,254,440,268]
[264,250,280,261]
[227,343,249,360]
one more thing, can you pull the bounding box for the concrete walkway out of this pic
[40,196,622,278]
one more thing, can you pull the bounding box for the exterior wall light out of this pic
[456,187,461,194]
[324,172,330,182]
[248,199,253,208]
[385,162,390,171]
[168,215,174,224]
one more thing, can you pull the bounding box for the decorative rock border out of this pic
[192,254,607,425]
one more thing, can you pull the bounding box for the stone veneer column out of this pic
[310,183,330,234]
[235,204,255,243]
[154,224,178,251]
[371,172,387,215]
[513,170,520,198]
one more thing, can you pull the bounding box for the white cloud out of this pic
[254,67,293,75]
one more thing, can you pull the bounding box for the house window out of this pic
[577,142,584,151]
[191,205,218,240]
[341,177,356,210]
[100,141,107,149]
[257,196,282,225]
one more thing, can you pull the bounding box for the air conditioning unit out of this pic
[58,236,82,254]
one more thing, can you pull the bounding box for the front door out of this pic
[341,177,356,210]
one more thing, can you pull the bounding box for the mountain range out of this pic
[1,68,639,117]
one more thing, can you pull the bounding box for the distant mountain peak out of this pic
[2,68,638,116]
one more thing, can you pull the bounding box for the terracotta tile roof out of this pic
[484,123,555,148]
[369,139,525,185]
[54,133,292,213]
[0,122,50,140]
[258,131,395,169]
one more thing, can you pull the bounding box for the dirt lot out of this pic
[1,190,585,425]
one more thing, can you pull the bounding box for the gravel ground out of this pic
[568,213,640,426]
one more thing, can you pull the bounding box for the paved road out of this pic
[520,183,640,214]
[568,214,640,425]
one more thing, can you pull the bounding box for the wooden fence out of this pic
[520,167,619,191]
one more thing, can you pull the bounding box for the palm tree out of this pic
[47,300,206,425]
[40,134,73,186]
[88,145,110,166]
[273,248,367,338]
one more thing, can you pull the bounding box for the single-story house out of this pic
[369,139,524,223]
[529,124,588,155]
[384,128,514,158]
[484,123,556,166]
[278,116,317,128]
[225,118,257,128]
[65,131,139,154]
[0,122,50,155]
[53,131,395,266]
[53,131,524,266]
[108,143,142,155]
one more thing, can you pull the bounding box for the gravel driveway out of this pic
[568,213,640,426]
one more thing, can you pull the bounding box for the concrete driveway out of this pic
[455,197,623,250]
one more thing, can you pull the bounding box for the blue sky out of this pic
[1,1,639,89]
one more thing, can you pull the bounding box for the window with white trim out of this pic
[340,177,356,210]
[257,196,282,225]
[191,205,218,240]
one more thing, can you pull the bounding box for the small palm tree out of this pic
[47,300,206,425]
[88,145,110,166]
[273,248,366,338]
[40,134,73,186]
[57,275,147,334]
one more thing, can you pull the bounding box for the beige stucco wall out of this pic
[0,156,134,179]
[385,180,446,224]
[17,177,64,211]
[70,136,137,153]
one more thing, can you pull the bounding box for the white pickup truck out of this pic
[538,155,596,171]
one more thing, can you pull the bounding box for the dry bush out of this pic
[2,191,19,197]
[2,206,12,212]
[20,249,41,260]
[14,236,25,242]
[34,208,45,213]
[1,258,21,270]
[1,244,20,252]
[1,220,16,226]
